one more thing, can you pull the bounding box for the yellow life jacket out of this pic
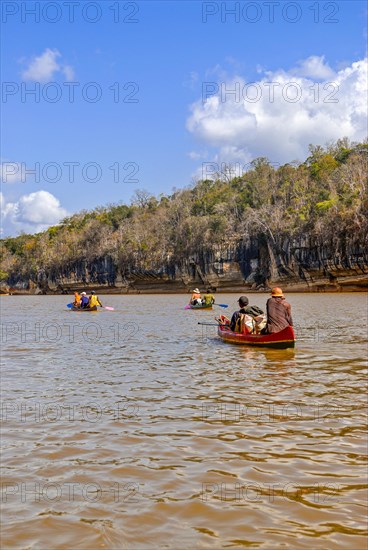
[89,295,100,307]
[203,293,214,305]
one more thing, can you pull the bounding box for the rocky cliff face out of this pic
[5,235,367,294]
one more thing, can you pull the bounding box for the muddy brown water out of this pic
[1,294,367,549]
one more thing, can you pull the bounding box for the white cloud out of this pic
[62,64,75,80]
[1,191,68,236]
[292,55,336,80]
[22,48,75,82]
[0,192,15,221]
[188,151,201,160]
[187,57,368,168]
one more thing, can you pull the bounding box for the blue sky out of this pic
[1,0,367,236]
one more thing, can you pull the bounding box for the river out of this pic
[1,293,367,549]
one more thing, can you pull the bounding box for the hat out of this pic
[192,288,200,293]
[238,296,249,307]
[91,291,95,294]
[81,292,87,295]
[271,287,284,297]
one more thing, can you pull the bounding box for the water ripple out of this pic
[1,294,367,549]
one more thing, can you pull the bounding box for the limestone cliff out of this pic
[5,235,367,294]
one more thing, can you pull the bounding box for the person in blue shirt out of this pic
[80,292,90,308]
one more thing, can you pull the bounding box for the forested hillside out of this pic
[1,139,367,293]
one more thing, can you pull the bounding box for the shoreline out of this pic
[2,289,367,296]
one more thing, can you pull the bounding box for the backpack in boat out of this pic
[234,313,254,334]
[246,305,264,317]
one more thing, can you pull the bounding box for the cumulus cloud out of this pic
[292,55,336,80]
[1,191,68,236]
[22,48,75,82]
[187,56,368,168]
[62,64,75,80]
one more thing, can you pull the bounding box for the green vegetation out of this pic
[1,139,367,285]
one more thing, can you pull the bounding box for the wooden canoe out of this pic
[189,303,213,310]
[71,306,98,312]
[218,325,296,349]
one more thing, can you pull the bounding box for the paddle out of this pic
[67,303,73,308]
[184,304,191,310]
[198,321,221,326]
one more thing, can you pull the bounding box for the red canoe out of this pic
[218,325,296,349]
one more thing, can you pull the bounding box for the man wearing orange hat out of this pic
[264,287,293,334]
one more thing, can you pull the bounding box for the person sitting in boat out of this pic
[230,296,265,334]
[80,292,90,308]
[262,287,293,334]
[190,288,202,305]
[202,289,215,306]
[73,291,81,308]
[88,290,103,308]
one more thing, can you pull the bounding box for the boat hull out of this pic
[71,306,98,312]
[189,304,213,310]
[218,325,295,349]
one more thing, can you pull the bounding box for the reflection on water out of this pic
[1,294,367,549]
